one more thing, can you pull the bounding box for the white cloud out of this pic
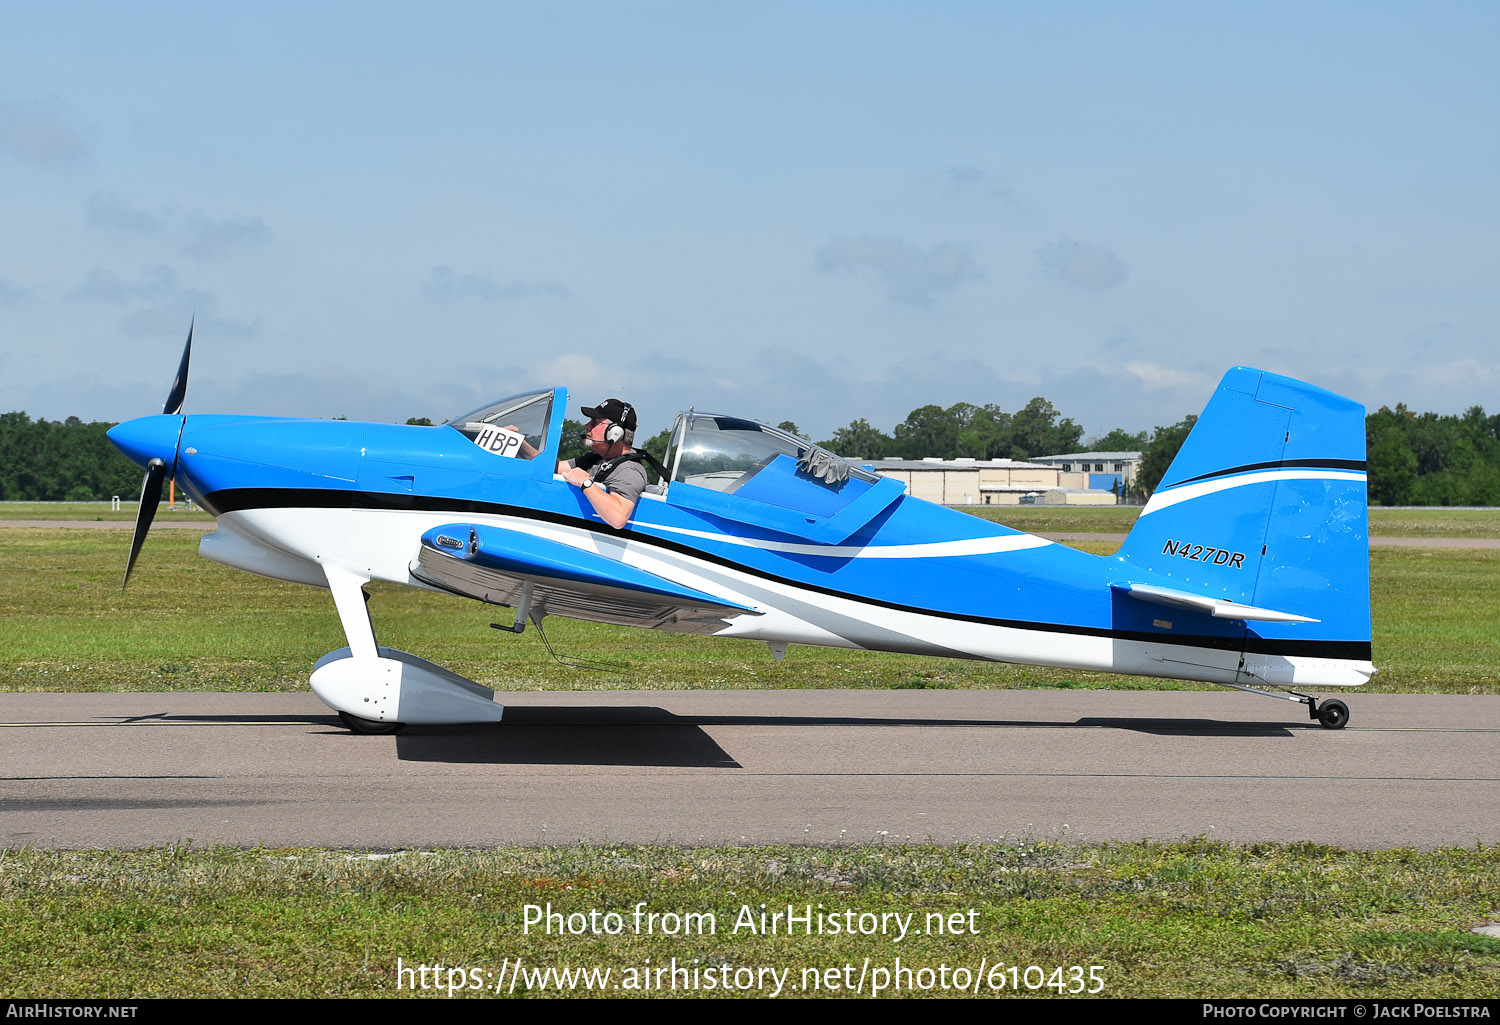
[943,165,1013,201]
[423,265,570,302]
[85,191,165,233]
[61,265,255,339]
[1036,238,1129,291]
[815,236,983,306]
[65,265,212,308]
[1097,327,1141,356]
[1400,321,1489,362]
[81,196,266,259]
[1121,361,1215,392]
[65,268,135,304]
[121,307,258,339]
[182,213,269,261]
[527,353,615,395]
[1366,358,1500,406]
[0,96,87,163]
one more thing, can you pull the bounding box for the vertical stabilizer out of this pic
[1114,368,1372,685]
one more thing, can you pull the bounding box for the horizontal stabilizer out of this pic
[1111,582,1320,624]
[412,523,758,633]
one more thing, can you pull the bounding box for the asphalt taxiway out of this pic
[2,690,1494,849]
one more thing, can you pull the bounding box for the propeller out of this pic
[121,320,193,590]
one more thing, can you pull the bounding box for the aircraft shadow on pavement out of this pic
[88,710,1296,769]
[386,707,1297,765]
[392,706,739,767]
[85,710,740,769]
[658,713,1295,739]
[1072,717,1297,737]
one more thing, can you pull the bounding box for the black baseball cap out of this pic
[579,398,637,431]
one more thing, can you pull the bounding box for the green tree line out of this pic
[0,412,144,502]
[1365,404,1500,505]
[4,402,1499,505]
[812,397,1094,463]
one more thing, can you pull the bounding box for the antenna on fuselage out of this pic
[489,602,629,674]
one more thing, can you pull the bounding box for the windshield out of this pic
[668,413,873,492]
[447,389,553,460]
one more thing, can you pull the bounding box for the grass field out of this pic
[2,523,1495,694]
[3,843,1497,998]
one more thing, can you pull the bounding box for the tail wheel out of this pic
[338,711,404,735]
[1316,699,1350,730]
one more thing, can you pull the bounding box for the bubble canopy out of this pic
[441,388,873,493]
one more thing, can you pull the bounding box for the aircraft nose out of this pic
[107,414,183,470]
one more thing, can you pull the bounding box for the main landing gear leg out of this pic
[311,566,503,733]
[320,566,406,734]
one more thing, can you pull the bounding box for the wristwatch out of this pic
[580,478,594,490]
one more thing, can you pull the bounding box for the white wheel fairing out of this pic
[310,647,504,725]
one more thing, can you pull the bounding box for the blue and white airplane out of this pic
[109,327,1373,733]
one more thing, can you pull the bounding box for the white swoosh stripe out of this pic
[639,523,1054,559]
[1141,469,1367,517]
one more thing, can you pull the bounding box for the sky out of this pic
[2,1,1497,443]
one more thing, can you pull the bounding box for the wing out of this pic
[410,522,759,634]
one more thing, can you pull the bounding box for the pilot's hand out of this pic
[501,425,539,460]
[561,466,592,488]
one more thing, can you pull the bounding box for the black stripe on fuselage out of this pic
[1165,458,1367,489]
[205,486,1373,662]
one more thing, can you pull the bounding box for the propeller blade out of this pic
[163,318,192,416]
[123,458,168,590]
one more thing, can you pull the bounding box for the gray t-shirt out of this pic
[569,454,649,509]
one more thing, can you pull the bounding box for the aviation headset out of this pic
[603,403,632,444]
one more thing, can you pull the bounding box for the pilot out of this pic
[559,398,648,529]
